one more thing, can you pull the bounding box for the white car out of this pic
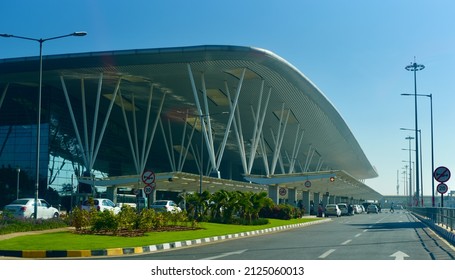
[337,203,349,216]
[150,200,181,213]
[324,204,341,217]
[3,198,59,219]
[81,198,121,214]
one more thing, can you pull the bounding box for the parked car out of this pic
[81,198,121,214]
[324,204,341,217]
[367,204,379,214]
[3,198,59,219]
[337,203,349,216]
[353,204,363,214]
[150,200,181,213]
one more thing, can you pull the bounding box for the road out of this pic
[101,210,455,260]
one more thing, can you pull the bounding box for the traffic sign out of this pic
[433,166,451,183]
[304,180,311,188]
[437,183,448,194]
[279,187,287,196]
[142,170,156,185]
[144,185,154,195]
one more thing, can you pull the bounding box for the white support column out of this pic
[167,119,176,171]
[179,115,198,172]
[200,73,216,166]
[91,78,121,169]
[141,92,166,172]
[270,104,290,175]
[303,145,313,172]
[226,81,247,174]
[119,90,140,172]
[80,79,90,169]
[158,118,176,172]
[89,74,104,170]
[216,68,245,172]
[316,158,324,172]
[259,135,270,176]
[60,76,89,168]
[131,95,140,171]
[248,86,271,175]
[304,147,316,172]
[289,126,305,174]
[176,111,191,171]
[140,84,155,168]
[187,65,216,174]
[0,83,9,112]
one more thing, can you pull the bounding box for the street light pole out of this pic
[405,60,425,206]
[401,128,423,205]
[16,168,20,200]
[1,31,87,218]
[405,136,414,206]
[428,94,434,207]
[402,93,435,206]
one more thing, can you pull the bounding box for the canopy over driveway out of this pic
[0,45,380,201]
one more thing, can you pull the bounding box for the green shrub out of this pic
[91,210,118,233]
[68,207,91,231]
[117,205,138,231]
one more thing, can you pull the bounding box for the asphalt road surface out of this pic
[101,210,455,260]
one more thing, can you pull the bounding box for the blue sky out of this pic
[1,0,455,197]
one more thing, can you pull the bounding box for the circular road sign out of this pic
[279,187,287,196]
[437,183,448,194]
[144,185,154,195]
[433,166,451,183]
[304,180,311,188]
[142,170,156,185]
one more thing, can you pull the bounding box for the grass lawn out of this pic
[0,218,322,251]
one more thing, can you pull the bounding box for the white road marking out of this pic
[200,249,248,260]
[390,251,409,260]
[318,249,336,259]
[341,239,352,245]
[355,233,361,238]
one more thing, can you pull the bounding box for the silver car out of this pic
[367,204,379,214]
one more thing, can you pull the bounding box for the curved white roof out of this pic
[0,45,380,199]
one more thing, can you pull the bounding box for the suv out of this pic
[81,198,121,214]
[150,200,181,213]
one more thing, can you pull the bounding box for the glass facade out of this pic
[0,84,72,208]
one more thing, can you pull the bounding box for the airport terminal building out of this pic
[0,45,382,212]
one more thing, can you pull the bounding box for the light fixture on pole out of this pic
[402,93,435,207]
[405,60,425,206]
[1,31,87,219]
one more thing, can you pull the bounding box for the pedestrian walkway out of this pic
[0,227,72,241]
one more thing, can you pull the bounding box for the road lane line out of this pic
[318,249,336,259]
[341,239,352,245]
[200,249,248,260]
[355,233,361,238]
